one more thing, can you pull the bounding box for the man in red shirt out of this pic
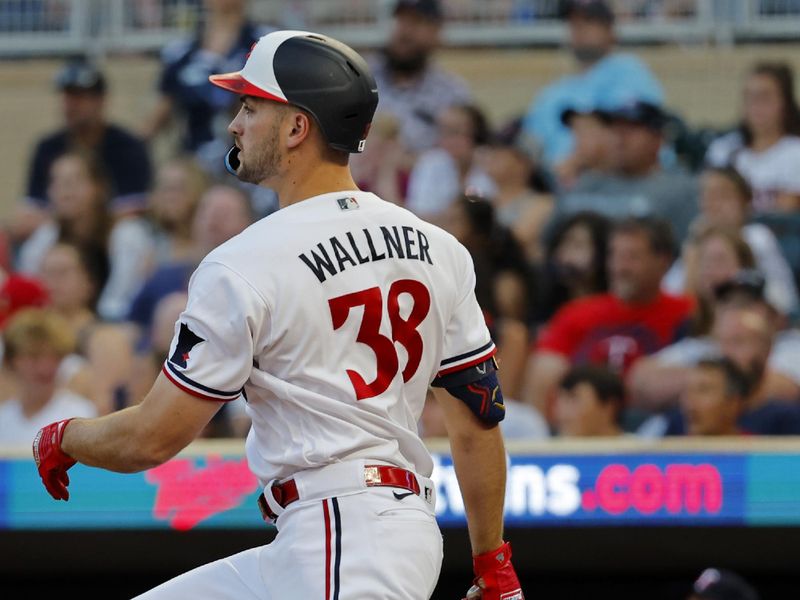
[524,216,693,417]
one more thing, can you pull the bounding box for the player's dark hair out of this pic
[741,62,800,145]
[704,166,753,205]
[696,356,755,400]
[612,216,675,259]
[560,364,625,414]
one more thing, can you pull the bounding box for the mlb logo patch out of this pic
[336,197,359,211]
[501,591,523,600]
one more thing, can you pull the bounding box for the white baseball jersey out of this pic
[162,190,495,485]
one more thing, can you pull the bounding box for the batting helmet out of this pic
[210,30,379,159]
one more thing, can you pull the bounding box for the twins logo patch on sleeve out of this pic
[169,323,206,369]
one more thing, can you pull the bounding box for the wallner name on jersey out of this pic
[298,225,433,283]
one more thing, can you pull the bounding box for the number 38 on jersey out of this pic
[328,279,431,400]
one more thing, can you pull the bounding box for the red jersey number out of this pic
[329,279,431,400]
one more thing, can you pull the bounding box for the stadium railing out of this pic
[1,0,800,58]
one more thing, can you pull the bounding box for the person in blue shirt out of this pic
[140,0,273,154]
[522,0,664,169]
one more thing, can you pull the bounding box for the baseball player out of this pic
[33,30,523,600]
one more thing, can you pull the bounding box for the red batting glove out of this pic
[463,541,524,600]
[33,419,76,501]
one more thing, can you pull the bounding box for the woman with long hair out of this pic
[706,62,800,212]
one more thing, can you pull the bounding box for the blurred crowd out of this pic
[3,0,800,447]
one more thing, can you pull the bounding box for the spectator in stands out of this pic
[128,291,188,407]
[445,195,532,399]
[551,100,699,243]
[0,309,96,444]
[681,357,753,436]
[553,365,624,437]
[353,0,471,200]
[149,156,210,265]
[555,106,616,189]
[663,167,799,317]
[678,226,757,337]
[17,151,110,279]
[688,568,760,600]
[38,243,134,415]
[17,150,153,322]
[633,269,800,412]
[0,271,49,330]
[127,182,254,333]
[534,211,611,325]
[367,0,471,154]
[635,273,800,436]
[706,62,800,213]
[524,216,693,417]
[405,104,495,220]
[522,0,663,167]
[484,117,554,262]
[19,59,151,233]
[140,0,271,154]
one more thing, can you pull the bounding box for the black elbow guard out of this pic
[431,358,506,424]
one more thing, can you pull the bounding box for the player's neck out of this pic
[271,161,360,209]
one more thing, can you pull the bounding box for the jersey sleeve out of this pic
[162,261,266,401]
[436,245,496,378]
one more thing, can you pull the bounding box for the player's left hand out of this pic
[462,541,524,600]
[33,419,76,501]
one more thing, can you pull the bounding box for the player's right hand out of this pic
[33,419,77,501]
[462,541,524,600]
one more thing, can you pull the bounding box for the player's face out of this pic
[681,367,739,436]
[228,97,285,185]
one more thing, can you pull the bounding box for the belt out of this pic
[257,464,421,522]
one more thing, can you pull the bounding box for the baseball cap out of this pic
[55,60,106,94]
[559,0,615,24]
[713,269,767,304]
[393,0,443,21]
[596,99,669,131]
[691,568,760,600]
[560,104,604,127]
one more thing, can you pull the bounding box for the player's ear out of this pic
[285,110,312,150]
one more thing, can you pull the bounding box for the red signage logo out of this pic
[146,456,259,530]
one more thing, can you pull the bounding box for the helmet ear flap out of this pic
[224,146,241,175]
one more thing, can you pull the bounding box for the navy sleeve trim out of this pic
[163,362,242,401]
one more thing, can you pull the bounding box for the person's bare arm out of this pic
[627,357,691,412]
[140,96,174,141]
[61,372,223,473]
[432,386,505,554]
[521,350,569,420]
